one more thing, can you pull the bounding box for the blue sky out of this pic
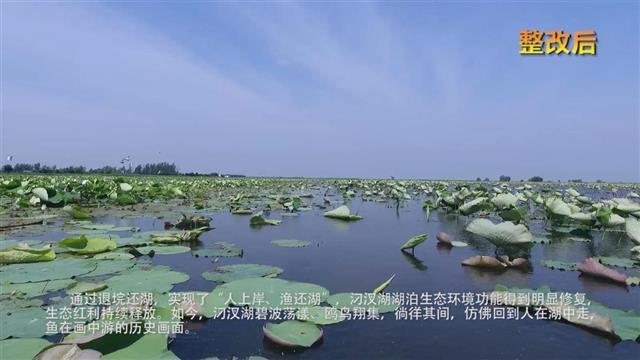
[1,1,638,181]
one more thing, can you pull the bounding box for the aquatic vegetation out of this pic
[0,175,639,356]
[400,234,428,251]
[202,264,283,283]
[59,235,117,254]
[0,244,55,264]
[271,239,311,248]
[466,219,532,245]
[323,205,362,221]
[263,320,323,348]
[250,211,281,226]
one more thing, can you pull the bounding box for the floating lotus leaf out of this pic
[202,264,283,283]
[135,245,190,255]
[326,292,398,314]
[102,334,179,360]
[263,320,322,348]
[201,287,229,318]
[59,235,117,255]
[0,338,52,360]
[114,236,150,247]
[193,242,243,258]
[93,252,134,260]
[625,217,640,245]
[0,307,50,339]
[323,205,362,221]
[541,260,579,271]
[595,256,638,269]
[0,245,55,264]
[250,211,282,226]
[1,279,75,298]
[0,296,44,310]
[400,234,428,251]
[104,266,189,294]
[296,306,345,325]
[84,260,135,277]
[373,274,395,294]
[66,281,107,294]
[154,291,209,319]
[205,278,329,313]
[271,240,311,248]
[0,259,97,284]
[35,344,102,360]
[466,219,532,245]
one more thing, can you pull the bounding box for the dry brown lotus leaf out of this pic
[461,255,507,269]
[578,257,628,285]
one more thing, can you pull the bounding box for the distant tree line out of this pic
[0,162,246,177]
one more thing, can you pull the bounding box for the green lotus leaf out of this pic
[102,334,178,360]
[202,264,283,283]
[84,260,136,277]
[263,320,322,348]
[0,307,50,339]
[545,197,572,218]
[31,187,48,201]
[373,274,395,294]
[466,219,532,245]
[135,245,190,255]
[1,279,75,298]
[249,211,282,227]
[93,251,134,260]
[323,205,362,221]
[66,281,107,294]
[540,260,579,271]
[625,217,640,245]
[459,197,487,216]
[34,344,102,359]
[400,234,428,250]
[491,193,518,210]
[0,245,55,264]
[205,277,329,311]
[104,266,189,294]
[271,239,311,248]
[595,256,639,269]
[59,235,117,255]
[296,306,345,325]
[0,297,44,311]
[0,338,52,360]
[0,259,97,284]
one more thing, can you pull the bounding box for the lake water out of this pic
[75,197,640,359]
